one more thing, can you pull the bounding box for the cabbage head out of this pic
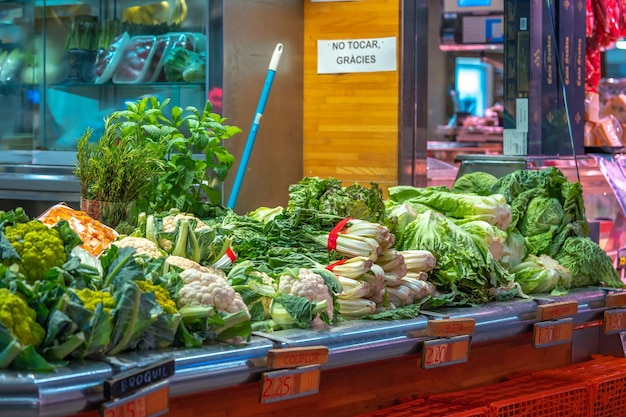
[510,254,571,295]
[500,228,527,270]
[457,220,507,261]
[518,196,565,237]
[554,237,623,288]
[399,210,515,305]
[452,171,499,196]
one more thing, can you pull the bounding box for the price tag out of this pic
[604,309,626,334]
[606,292,626,309]
[425,318,475,337]
[617,247,626,270]
[266,346,329,369]
[259,365,321,403]
[101,380,169,417]
[420,335,471,369]
[535,300,578,321]
[532,317,574,348]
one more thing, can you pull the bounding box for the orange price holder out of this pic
[100,380,169,417]
[259,365,321,403]
[420,335,471,369]
[532,317,574,348]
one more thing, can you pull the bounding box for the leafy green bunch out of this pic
[112,97,242,217]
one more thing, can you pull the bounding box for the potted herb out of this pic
[111,96,242,217]
[74,114,165,228]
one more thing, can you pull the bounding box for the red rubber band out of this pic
[326,258,349,271]
[226,247,237,262]
[327,218,353,251]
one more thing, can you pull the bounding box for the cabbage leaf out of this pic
[398,210,516,305]
[510,254,571,294]
[452,171,499,195]
[553,237,624,288]
[388,186,512,230]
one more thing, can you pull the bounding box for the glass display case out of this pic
[0,0,219,213]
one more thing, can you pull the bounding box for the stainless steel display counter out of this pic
[0,288,620,417]
[0,157,80,215]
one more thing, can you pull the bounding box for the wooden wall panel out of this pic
[303,0,400,189]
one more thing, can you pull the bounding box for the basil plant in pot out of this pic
[74,115,165,228]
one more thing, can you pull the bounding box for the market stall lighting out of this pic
[615,39,626,50]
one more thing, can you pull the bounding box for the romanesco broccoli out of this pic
[0,288,45,347]
[136,280,178,314]
[74,288,116,314]
[4,219,67,283]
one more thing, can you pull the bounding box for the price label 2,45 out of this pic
[101,380,169,417]
[260,365,321,403]
[420,335,471,369]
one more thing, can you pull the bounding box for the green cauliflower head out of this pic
[3,219,67,283]
[0,288,45,347]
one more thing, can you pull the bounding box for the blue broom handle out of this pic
[227,43,283,209]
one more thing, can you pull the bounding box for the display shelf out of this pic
[0,288,620,417]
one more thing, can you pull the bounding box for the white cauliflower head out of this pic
[165,255,226,278]
[178,269,249,317]
[279,268,334,326]
[112,236,163,258]
[162,213,211,233]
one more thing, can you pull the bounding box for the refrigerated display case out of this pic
[0,0,216,215]
[0,0,303,215]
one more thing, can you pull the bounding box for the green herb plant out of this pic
[74,118,165,204]
[112,96,241,217]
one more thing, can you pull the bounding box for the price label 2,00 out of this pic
[420,335,471,369]
[532,317,574,348]
[101,380,169,417]
[259,365,321,403]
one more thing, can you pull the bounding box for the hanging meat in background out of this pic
[586,0,626,91]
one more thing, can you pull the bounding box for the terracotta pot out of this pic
[80,198,135,228]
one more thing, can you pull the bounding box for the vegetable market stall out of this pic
[2,150,626,416]
[2,287,624,417]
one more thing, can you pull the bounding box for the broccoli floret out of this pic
[3,220,67,283]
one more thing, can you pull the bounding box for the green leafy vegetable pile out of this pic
[0,208,251,372]
[446,167,622,294]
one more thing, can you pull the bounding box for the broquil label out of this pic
[104,358,175,399]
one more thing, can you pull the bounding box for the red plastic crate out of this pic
[356,398,488,417]
[533,356,626,417]
[429,375,591,417]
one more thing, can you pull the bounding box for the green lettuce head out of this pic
[510,254,571,295]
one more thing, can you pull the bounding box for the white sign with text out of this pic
[317,37,397,74]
